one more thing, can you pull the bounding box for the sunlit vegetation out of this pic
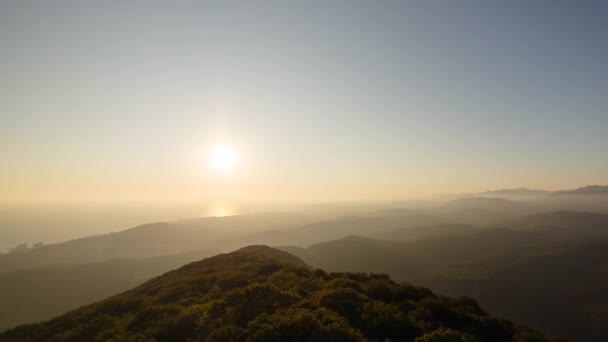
[1,246,553,341]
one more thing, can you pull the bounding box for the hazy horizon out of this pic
[2,0,608,208]
[0,182,605,253]
[2,2,608,340]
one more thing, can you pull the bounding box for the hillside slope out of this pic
[0,248,216,331]
[0,203,531,274]
[0,246,551,342]
[282,227,607,341]
[0,211,331,273]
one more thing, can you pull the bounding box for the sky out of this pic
[1,0,607,207]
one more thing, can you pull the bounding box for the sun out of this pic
[208,144,237,173]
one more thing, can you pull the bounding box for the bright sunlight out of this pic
[208,144,238,173]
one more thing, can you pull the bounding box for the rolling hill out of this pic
[0,200,534,274]
[0,246,552,342]
[0,211,335,273]
[0,210,455,274]
[0,248,216,332]
[280,216,608,341]
[1,209,605,339]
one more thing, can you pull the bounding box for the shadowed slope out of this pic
[0,248,217,331]
[280,219,608,341]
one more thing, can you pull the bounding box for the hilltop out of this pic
[0,246,551,342]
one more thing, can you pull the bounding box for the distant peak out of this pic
[337,235,373,242]
[478,188,550,195]
[234,245,277,253]
[192,245,310,269]
[554,185,608,195]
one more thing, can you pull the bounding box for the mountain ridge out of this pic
[553,185,608,195]
[279,222,608,341]
[0,245,553,342]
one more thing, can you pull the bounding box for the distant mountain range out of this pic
[0,212,336,273]
[553,185,608,195]
[1,190,606,274]
[0,196,607,340]
[478,188,552,196]
[0,196,540,274]
[486,185,608,196]
[280,211,608,341]
[463,185,608,197]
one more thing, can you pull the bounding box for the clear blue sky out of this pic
[1,0,607,205]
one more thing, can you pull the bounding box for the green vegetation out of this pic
[0,246,551,342]
[280,220,608,342]
[0,249,216,331]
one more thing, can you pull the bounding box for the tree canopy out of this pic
[0,246,554,342]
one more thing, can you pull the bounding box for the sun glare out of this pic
[208,144,237,173]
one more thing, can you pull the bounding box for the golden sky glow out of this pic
[1,1,607,208]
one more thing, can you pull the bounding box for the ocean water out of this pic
[0,203,241,252]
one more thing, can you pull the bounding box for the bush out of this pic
[415,328,473,342]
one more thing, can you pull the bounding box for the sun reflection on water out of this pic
[206,202,236,217]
